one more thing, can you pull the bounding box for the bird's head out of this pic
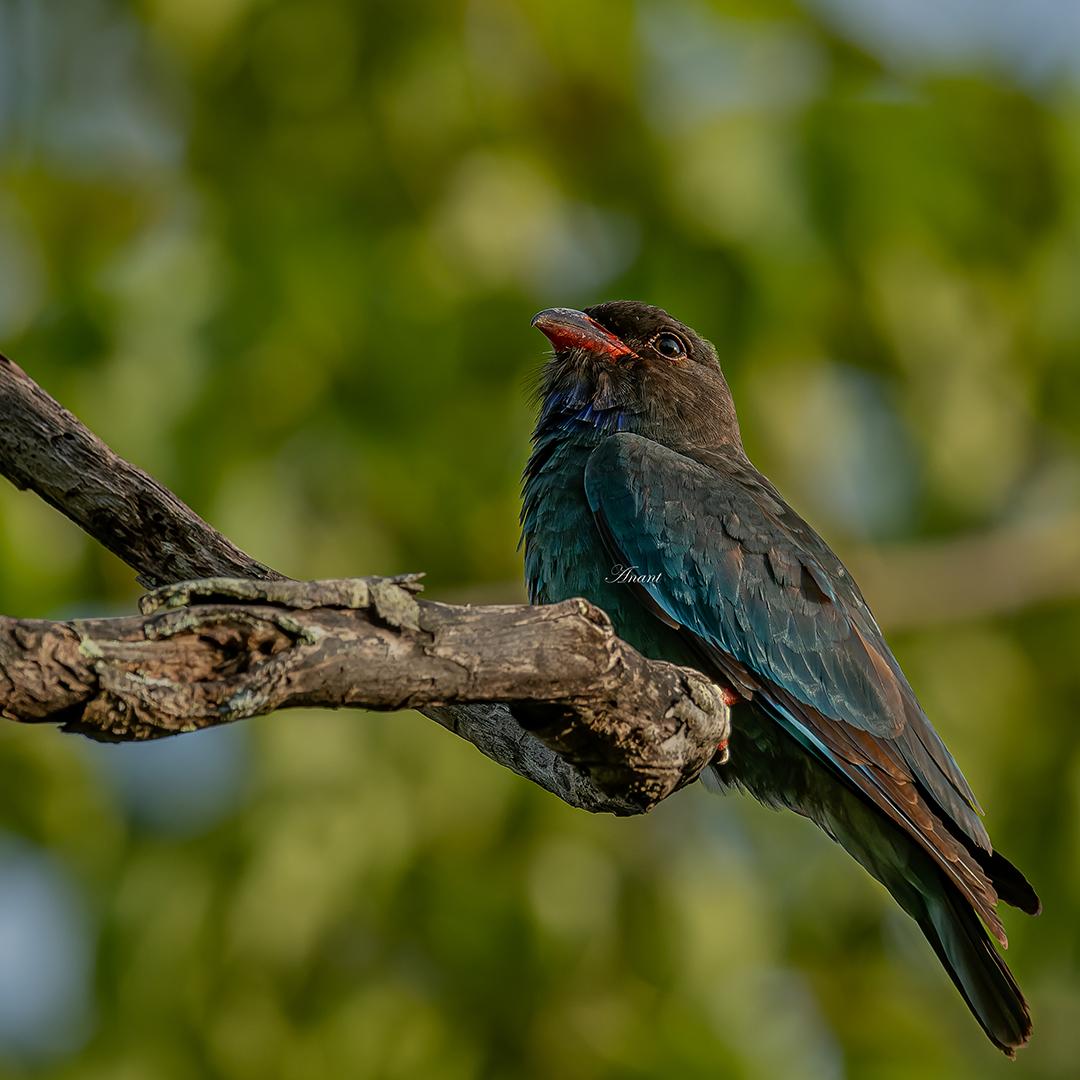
[531,300,742,450]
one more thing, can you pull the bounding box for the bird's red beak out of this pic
[531,308,637,362]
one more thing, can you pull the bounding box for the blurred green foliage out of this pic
[2,0,1080,1077]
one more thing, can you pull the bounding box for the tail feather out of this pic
[967,844,1042,917]
[813,781,1033,1056]
[918,879,1031,1057]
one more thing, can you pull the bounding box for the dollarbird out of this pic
[521,300,1040,1056]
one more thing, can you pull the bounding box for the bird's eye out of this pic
[652,333,686,360]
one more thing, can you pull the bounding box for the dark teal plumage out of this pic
[522,301,1039,1056]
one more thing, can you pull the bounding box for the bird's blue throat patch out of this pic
[535,389,630,437]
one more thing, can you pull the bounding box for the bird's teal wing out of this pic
[584,431,1042,932]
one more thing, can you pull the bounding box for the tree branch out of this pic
[0,575,726,813]
[0,353,729,815]
[0,353,284,589]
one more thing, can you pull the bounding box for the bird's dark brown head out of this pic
[531,300,742,451]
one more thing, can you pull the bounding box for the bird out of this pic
[521,300,1040,1056]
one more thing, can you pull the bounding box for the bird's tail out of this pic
[912,877,1031,1058]
[823,795,1032,1057]
[706,712,1036,1055]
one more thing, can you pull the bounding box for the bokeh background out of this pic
[1,0,1079,1076]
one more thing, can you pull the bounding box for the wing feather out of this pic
[583,432,995,870]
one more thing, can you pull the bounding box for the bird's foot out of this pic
[714,686,741,763]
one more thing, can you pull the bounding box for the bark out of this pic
[0,353,729,815]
